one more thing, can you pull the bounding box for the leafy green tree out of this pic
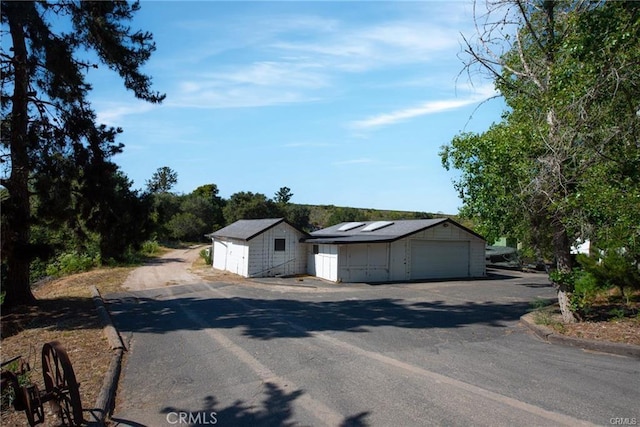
[441,0,640,322]
[1,1,164,307]
[191,183,226,231]
[285,205,311,232]
[149,192,182,242]
[166,212,206,242]
[83,169,153,261]
[146,166,178,194]
[223,192,284,224]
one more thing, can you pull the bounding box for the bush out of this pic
[141,240,160,256]
[45,252,100,277]
[578,252,640,300]
[570,270,601,317]
[200,248,212,265]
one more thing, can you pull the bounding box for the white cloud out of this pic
[96,103,156,125]
[350,84,498,130]
[272,22,458,73]
[168,86,317,109]
[171,60,329,108]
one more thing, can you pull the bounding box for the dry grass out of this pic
[1,266,134,426]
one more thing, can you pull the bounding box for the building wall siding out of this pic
[310,244,338,282]
[338,243,390,282]
[312,223,486,282]
[213,239,249,277]
[247,222,307,277]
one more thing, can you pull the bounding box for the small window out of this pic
[274,238,286,251]
[313,244,319,254]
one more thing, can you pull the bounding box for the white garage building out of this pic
[305,218,486,282]
[208,218,308,278]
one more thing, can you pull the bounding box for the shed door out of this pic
[410,240,470,280]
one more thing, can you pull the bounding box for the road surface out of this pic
[108,259,640,427]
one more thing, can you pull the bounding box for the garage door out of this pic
[410,240,470,280]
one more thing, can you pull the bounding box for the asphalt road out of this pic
[107,272,640,427]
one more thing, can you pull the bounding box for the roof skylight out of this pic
[338,222,365,231]
[361,221,394,232]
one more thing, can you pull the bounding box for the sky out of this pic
[89,1,506,214]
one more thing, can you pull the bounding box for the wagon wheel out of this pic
[41,341,83,426]
[22,383,44,427]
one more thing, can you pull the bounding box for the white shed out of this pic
[208,218,308,278]
[306,218,486,283]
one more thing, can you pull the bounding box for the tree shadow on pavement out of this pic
[148,382,370,427]
[106,291,534,340]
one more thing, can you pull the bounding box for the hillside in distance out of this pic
[296,203,469,231]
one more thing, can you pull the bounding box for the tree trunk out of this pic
[553,221,576,323]
[2,3,36,308]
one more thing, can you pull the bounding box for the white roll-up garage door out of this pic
[410,240,470,279]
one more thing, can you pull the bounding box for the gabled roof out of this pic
[208,218,307,241]
[305,218,484,244]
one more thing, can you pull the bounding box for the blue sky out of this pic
[89,1,504,214]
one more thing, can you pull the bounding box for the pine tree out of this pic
[1,1,164,307]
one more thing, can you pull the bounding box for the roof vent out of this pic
[338,222,365,231]
[361,221,394,232]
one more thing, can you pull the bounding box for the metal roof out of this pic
[208,218,305,241]
[305,218,484,244]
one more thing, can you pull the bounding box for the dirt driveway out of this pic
[123,245,205,291]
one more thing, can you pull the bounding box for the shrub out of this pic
[578,252,640,300]
[570,270,601,318]
[45,252,99,277]
[141,240,160,256]
[200,248,212,265]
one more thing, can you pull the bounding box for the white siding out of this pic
[338,244,390,282]
[469,240,486,277]
[309,222,485,283]
[247,222,307,277]
[212,239,249,277]
[311,244,338,282]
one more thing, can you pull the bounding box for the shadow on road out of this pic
[156,382,369,427]
[112,382,369,427]
[106,292,534,340]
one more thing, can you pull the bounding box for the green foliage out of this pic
[274,187,294,204]
[326,207,369,226]
[191,183,225,230]
[285,204,311,231]
[1,0,164,307]
[45,252,100,277]
[146,166,178,194]
[548,270,575,290]
[200,248,212,265]
[0,359,32,410]
[141,240,160,256]
[167,212,206,242]
[570,270,602,318]
[442,0,640,293]
[223,192,284,224]
[608,308,626,321]
[578,252,640,297]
